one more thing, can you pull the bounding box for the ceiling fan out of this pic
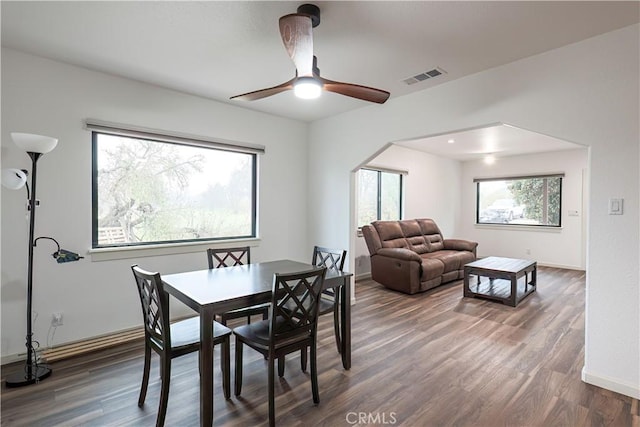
[230,4,390,104]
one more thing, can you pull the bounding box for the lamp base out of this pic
[5,364,52,387]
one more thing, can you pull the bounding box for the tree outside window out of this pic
[476,175,562,226]
[358,168,403,227]
[92,132,257,247]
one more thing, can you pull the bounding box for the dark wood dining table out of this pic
[161,259,353,426]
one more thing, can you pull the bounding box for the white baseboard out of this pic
[582,366,640,399]
[1,353,25,365]
[537,262,585,271]
[355,272,372,281]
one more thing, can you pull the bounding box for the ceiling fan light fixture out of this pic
[294,77,322,99]
[230,4,389,104]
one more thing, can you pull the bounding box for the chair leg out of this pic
[333,297,342,354]
[138,344,152,407]
[157,355,171,427]
[277,356,285,377]
[222,337,231,400]
[300,347,308,372]
[234,338,243,396]
[268,354,276,427]
[310,338,319,404]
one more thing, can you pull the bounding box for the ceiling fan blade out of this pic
[230,79,295,101]
[279,13,314,77]
[319,77,390,104]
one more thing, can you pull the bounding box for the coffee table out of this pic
[463,256,537,307]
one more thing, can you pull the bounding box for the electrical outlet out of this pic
[525,248,531,255]
[52,312,63,327]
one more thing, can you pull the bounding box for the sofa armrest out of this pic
[443,239,478,253]
[377,247,422,262]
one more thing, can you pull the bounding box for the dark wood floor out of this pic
[2,267,638,426]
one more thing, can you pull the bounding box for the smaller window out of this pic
[475,174,563,227]
[357,168,404,227]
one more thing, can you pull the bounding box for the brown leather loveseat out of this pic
[362,219,478,294]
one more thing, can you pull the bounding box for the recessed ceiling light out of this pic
[447,139,455,144]
[484,154,496,165]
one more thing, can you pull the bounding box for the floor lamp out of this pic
[2,132,82,387]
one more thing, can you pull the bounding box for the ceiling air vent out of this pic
[402,67,446,85]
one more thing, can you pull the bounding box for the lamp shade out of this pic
[11,132,58,154]
[1,168,28,190]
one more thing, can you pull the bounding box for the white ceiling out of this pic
[1,2,637,161]
[394,124,585,162]
[2,1,638,125]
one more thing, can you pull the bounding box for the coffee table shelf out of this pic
[463,257,537,307]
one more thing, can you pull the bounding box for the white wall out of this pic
[354,144,461,277]
[460,148,588,269]
[308,25,639,399]
[1,49,310,360]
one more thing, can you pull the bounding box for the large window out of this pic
[475,174,563,227]
[91,125,260,248]
[357,168,403,227]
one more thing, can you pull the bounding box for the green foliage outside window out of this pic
[358,168,402,227]
[508,177,561,226]
[476,175,562,227]
[93,133,256,247]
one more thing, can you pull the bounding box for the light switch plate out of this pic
[608,198,623,215]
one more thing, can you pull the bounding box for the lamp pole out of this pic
[5,151,52,387]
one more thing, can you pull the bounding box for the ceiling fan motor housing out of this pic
[297,3,320,27]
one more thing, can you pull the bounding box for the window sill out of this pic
[88,237,261,262]
[474,224,562,233]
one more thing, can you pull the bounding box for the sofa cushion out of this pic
[417,218,442,235]
[426,234,444,251]
[423,250,475,273]
[399,219,430,254]
[421,258,445,281]
[416,219,444,251]
[373,221,408,249]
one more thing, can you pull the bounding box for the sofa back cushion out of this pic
[417,219,444,251]
[372,221,407,249]
[399,220,430,254]
[367,219,444,254]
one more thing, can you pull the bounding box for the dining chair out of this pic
[233,267,327,427]
[206,246,269,325]
[131,265,232,427]
[313,246,347,350]
[280,246,347,374]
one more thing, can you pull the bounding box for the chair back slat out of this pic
[312,246,346,299]
[312,246,346,272]
[131,265,170,350]
[270,268,326,343]
[207,247,250,269]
